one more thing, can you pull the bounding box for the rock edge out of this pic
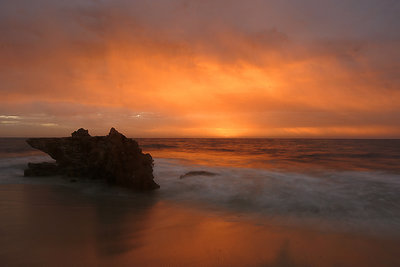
[24,128,160,191]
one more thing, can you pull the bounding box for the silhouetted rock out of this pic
[71,128,90,138]
[25,128,160,191]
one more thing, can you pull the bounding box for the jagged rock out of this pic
[25,128,160,191]
[71,128,90,138]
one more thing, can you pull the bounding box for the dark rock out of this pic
[179,171,218,179]
[25,128,160,191]
[71,128,90,138]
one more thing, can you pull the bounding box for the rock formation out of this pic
[24,128,160,191]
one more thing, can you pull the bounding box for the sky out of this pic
[0,0,399,137]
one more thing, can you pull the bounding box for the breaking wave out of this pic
[1,138,400,235]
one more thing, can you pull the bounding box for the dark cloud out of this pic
[0,0,399,137]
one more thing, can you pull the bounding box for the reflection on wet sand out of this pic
[92,195,158,257]
[119,201,400,267]
[0,184,399,266]
[0,184,158,265]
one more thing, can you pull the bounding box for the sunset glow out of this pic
[1,0,399,137]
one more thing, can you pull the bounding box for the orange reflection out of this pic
[1,184,399,266]
[116,201,400,267]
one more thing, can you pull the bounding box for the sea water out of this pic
[0,138,399,266]
[139,138,400,233]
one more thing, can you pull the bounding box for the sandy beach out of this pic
[1,183,399,267]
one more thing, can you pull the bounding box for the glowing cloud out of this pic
[0,0,399,137]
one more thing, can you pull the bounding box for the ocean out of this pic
[0,138,399,266]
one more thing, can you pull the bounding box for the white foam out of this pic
[153,158,400,233]
[1,155,399,234]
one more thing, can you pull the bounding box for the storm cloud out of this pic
[1,0,399,137]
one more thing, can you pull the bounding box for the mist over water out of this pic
[154,158,400,229]
[139,138,400,234]
[1,138,399,232]
[1,138,400,266]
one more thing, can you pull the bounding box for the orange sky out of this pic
[1,0,399,137]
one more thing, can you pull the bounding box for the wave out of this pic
[1,153,400,235]
[152,158,400,234]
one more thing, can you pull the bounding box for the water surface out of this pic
[0,138,399,266]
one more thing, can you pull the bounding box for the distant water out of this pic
[138,138,400,232]
[1,138,400,266]
[137,138,400,172]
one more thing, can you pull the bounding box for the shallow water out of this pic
[0,138,399,266]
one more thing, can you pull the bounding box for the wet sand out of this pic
[0,184,399,267]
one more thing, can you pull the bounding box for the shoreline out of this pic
[1,154,400,239]
[0,183,399,266]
